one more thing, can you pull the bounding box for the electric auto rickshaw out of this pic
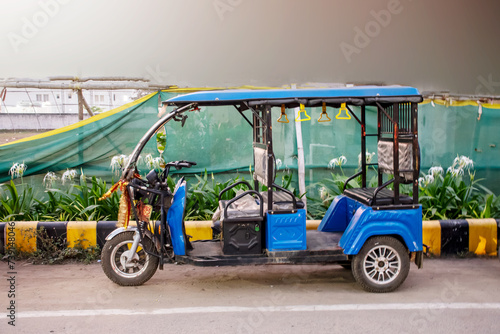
[101,86,424,292]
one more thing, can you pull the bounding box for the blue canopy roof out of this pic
[164,86,422,107]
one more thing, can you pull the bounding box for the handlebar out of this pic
[159,160,197,182]
[165,160,197,170]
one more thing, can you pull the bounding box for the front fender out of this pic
[105,226,160,251]
[105,227,138,241]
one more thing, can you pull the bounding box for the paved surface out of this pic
[1,258,500,333]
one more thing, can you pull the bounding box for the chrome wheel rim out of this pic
[110,240,150,278]
[363,245,401,285]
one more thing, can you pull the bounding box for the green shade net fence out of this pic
[1,91,499,194]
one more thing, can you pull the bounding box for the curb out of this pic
[1,219,498,257]
[423,219,499,256]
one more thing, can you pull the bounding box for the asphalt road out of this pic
[1,257,500,334]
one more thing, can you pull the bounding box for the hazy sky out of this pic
[1,0,499,94]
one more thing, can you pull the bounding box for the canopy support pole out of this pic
[292,84,307,211]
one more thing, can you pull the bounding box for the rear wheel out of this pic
[101,231,159,286]
[352,236,410,293]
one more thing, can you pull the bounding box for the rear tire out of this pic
[101,231,159,286]
[352,236,410,293]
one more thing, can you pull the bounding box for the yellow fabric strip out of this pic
[422,220,441,256]
[0,92,157,147]
[467,218,497,256]
[6,221,38,253]
[421,99,500,109]
[67,221,97,248]
[161,85,281,94]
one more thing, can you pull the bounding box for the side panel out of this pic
[167,181,187,256]
[318,196,348,232]
[318,195,363,232]
[339,205,422,254]
[266,209,307,251]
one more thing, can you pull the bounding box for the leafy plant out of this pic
[2,155,499,223]
[307,155,500,220]
[0,181,40,221]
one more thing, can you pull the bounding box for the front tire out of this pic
[101,231,159,286]
[352,236,410,293]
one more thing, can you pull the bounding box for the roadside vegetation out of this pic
[1,155,499,263]
[307,155,500,220]
[1,155,499,223]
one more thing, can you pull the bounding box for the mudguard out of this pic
[338,203,422,255]
[105,226,161,251]
[167,180,187,255]
[105,226,138,241]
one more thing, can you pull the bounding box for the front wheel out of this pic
[101,231,159,286]
[352,236,410,293]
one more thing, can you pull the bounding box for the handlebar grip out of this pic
[180,160,197,166]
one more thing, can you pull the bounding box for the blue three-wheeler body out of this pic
[101,86,424,293]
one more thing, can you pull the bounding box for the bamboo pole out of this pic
[0,80,176,91]
[48,76,148,82]
[80,92,94,117]
[77,89,84,121]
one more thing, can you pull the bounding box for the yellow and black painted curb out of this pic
[422,219,499,256]
[1,219,498,256]
[0,221,117,253]
[0,220,213,254]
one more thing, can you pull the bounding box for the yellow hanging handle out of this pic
[277,104,289,123]
[336,103,351,120]
[318,102,331,122]
[295,103,311,122]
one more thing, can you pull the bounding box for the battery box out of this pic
[222,221,263,255]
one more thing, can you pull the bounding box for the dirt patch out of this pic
[0,130,45,144]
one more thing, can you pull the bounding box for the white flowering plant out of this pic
[110,154,129,175]
[328,155,347,176]
[43,172,58,188]
[145,154,165,171]
[416,156,498,220]
[62,169,78,185]
[9,162,27,180]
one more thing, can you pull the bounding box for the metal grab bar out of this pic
[343,171,363,192]
[223,190,264,220]
[370,179,395,206]
[271,183,297,210]
[218,181,253,201]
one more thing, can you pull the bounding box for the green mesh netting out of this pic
[1,91,499,193]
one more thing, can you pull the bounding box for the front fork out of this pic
[125,231,142,266]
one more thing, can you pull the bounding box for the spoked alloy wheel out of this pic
[352,236,410,293]
[101,231,159,286]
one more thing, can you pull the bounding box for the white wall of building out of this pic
[0,89,137,114]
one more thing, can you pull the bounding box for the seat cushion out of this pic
[260,191,305,210]
[219,199,262,220]
[344,187,413,206]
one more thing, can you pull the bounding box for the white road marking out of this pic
[6,303,500,319]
